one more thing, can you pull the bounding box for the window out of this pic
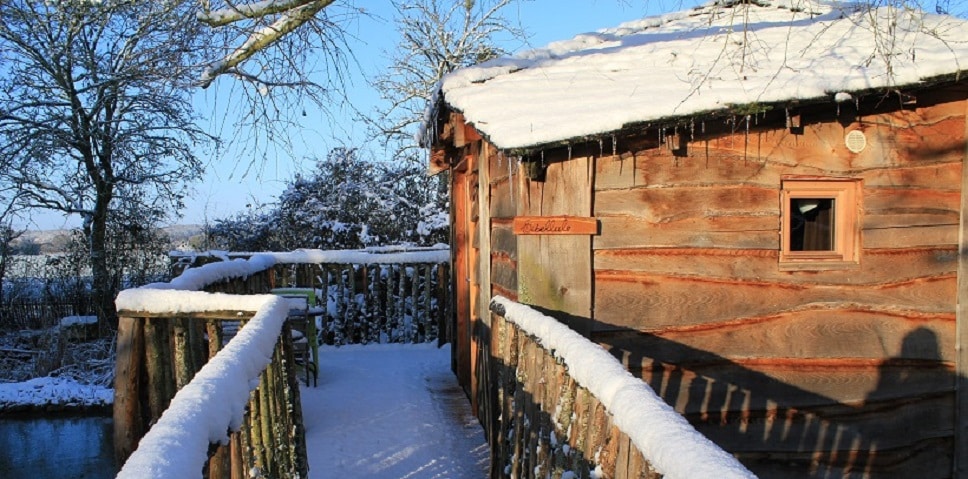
[780,178,861,269]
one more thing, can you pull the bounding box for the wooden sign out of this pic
[513,216,598,235]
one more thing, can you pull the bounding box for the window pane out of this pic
[789,198,834,251]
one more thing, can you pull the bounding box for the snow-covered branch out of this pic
[198,0,334,88]
[197,0,320,26]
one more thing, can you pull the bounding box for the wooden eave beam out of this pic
[429,147,450,176]
[450,113,482,148]
[428,112,483,175]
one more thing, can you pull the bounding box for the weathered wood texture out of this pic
[517,155,594,336]
[588,85,967,477]
[113,312,307,479]
[114,263,308,478]
[453,155,473,390]
[486,308,662,479]
[956,84,968,476]
[489,148,519,302]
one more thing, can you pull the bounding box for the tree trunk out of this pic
[86,183,118,334]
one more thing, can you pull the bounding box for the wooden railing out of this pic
[172,248,452,345]
[485,297,756,479]
[0,301,90,330]
[113,266,308,478]
[116,248,451,478]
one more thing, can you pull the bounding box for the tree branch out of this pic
[197,0,319,27]
[198,0,335,88]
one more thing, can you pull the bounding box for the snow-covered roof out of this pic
[428,0,968,151]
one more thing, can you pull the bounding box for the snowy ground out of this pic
[304,343,490,478]
[1,341,488,478]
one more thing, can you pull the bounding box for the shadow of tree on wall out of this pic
[475,316,664,479]
[592,324,955,478]
[480,304,956,478]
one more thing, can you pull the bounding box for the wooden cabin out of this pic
[423,0,968,477]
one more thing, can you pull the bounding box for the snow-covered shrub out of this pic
[207,147,449,252]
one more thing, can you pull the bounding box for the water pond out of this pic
[0,414,117,479]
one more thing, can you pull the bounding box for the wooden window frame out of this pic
[780,178,861,270]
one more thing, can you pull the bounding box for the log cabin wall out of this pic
[590,83,967,478]
[446,82,967,477]
[488,146,518,303]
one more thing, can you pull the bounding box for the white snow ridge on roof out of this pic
[433,0,968,150]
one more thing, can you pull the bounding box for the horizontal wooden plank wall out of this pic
[489,149,518,302]
[591,84,967,478]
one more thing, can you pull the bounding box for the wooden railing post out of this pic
[114,315,145,464]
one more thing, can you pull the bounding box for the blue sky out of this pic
[28,0,695,230]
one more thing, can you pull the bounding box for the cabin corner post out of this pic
[957,99,968,477]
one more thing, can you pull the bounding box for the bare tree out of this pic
[195,0,356,173]
[370,0,526,157]
[0,0,209,330]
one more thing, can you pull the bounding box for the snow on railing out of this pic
[490,295,756,479]
[114,253,310,478]
[169,246,450,273]
[115,291,289,478]
[167,247,453,346]
[154,253,276,291]
[115,248,453,477]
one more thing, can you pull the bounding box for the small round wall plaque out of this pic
[845,130,867,153]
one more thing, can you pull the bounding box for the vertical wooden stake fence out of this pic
[485,309,663,479]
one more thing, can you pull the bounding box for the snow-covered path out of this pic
[302,343,489,478]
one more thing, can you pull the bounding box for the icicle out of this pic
[508,155,516,210]
[836,102,840,116]
[598,138,604,157]
[612,135,617,156]
[702,121,706,134]
[689,120,695,139]
[541,150,545,167]
[567,144,572,161]
[744,115,751,164]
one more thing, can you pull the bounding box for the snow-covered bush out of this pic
[207,147,449,251]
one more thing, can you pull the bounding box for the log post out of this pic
[398,264,407,341]
[411,263,420,341]
[114,315,145,464]
[423,264,432,340]
[144,317,174,422]
[280,324,309,476]
[258,368,275,477]
[230,432,243,479]
[172,317,194,389]
[437,264,449,347]
[208,443,229,479]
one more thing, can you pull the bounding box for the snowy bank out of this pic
[491,296,755,479]
[0,376,112,413]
